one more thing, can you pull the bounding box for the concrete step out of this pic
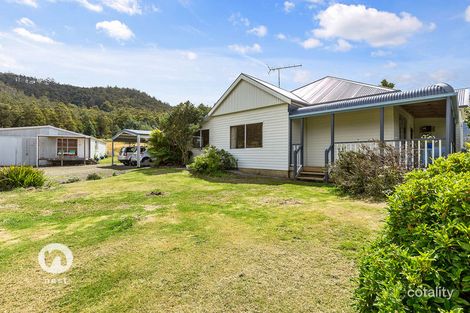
[303,166,326,172]
[300,171,324,177]
[297,175,325,182]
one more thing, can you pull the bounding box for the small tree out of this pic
[380,79,395,89]
[156,102,209,165]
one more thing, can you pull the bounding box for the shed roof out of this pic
[291,76,396,104]
[0,125,105,142]
[290,83,457,118]
[112,129,152,142]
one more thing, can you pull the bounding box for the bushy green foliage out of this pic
[86,173,102,181]
[188,146,237,175]
[354,152,470,312]
[149,102,209,165]
[330,144,404,199]
[147,129,181,165]
[0,166,46,191]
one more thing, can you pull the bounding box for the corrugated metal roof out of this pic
[112,129,152,141]
[290,83,456,118]
[243,74,308,104]
[292,76,396,104]
[456,88,469,107]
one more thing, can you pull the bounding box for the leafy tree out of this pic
[380,79,395,89]
[157,102,209,164]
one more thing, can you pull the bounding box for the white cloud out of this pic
[313,4,424,47]
[181,51,198,61]
[247,25,268,37]
[276,33,287,40]
[0,53,18,69]
[150,4,161,13]
[16,17,35,28]
[333,38,352,52]
[96,20,134,41]
[284,1,295,13]
[371,50,391,57]
[229,12,250,27]
[301,38,322,49]
[384,61,397,69]
[13,0,38,8]
[178,0,191,8]
[13,28,57,44]
[101,0,141,15]
[228,43,262,54]
[466,6,470,22]
[76,0,103,12]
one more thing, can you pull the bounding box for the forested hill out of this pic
[0,73,174,139]
[0,72,171,112]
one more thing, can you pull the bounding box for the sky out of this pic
[0,0,470,105]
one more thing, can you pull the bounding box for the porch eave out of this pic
[289,92,457,119]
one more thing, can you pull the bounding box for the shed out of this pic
[0,126,107,167]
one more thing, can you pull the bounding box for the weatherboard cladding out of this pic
[291,76,395,105]
[290,83,456,117]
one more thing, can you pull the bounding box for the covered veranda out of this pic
[289,83,459,179]
[111,129,151,168]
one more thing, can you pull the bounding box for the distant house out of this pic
[0,126,107,167]
[193,74,469,181]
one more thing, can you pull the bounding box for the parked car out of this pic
[118,147,136,166]
[129,146,153,166]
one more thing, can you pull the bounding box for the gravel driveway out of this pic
[42,164,136,183]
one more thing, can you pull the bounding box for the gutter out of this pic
[289,92,457,119]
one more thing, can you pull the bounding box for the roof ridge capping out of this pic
[290,82,457,117]
[291,75,397,92]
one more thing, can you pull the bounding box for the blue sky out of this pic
[1,0,470,105]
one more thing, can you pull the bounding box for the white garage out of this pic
[0,125,107,167]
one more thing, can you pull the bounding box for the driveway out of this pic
[42,164,136,183]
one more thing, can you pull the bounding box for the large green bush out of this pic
[0,166,46,191]
[147,129,182,166]
[330,143,405,199]
[187,146,237,175]
[354,152,470,312]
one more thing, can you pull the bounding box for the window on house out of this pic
[230,123,263,149]
[57,138,78,156]
[192,129,210,148]
[230,125,245,149]
[201,129,210,147]
[246,123,263,148]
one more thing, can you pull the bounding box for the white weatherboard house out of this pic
[0,126,107,167]
[194,74,469,181]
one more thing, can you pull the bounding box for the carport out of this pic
[111,129,152,167]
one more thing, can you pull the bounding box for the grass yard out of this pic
[0,169,385,313]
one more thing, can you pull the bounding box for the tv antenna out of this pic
[267,64,302,87]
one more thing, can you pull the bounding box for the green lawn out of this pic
[0,169,385,312]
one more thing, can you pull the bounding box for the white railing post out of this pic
[418,140,421,168]
[431,140,435,161]
[424,140,428,167]
[439,140,442,158]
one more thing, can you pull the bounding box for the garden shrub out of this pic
[148,129,182,166]
[330,143,405,199]
[354,152,470,312]
[86,173,102,181]
[187,145,237,175]
[0,166,46,191]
